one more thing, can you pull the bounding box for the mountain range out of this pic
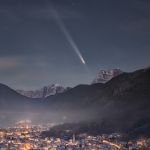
[16,69,123,98]
[0,67,150,136]
[16,84,70,98]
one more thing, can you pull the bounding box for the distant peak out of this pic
[92,68,123,84]
[16,83,70,98]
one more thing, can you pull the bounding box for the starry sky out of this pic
[0,0,150,90]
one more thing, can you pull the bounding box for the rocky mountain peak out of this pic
[17,84,69,98]
[92,69,123,84]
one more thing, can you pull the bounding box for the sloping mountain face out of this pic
[16,84,70,98]
[0,84,31,110]
[0,84,46,126]
[92,69,123,84]
[44,67,150,133]
[0,67,150,134]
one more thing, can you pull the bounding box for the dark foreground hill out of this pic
[43,67,150,135]
[0,67,150,135]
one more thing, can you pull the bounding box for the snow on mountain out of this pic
[17,84,70,98]
[92,69,123,84]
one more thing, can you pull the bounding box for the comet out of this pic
[50,3,86,65]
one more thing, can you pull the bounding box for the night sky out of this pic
[0,0,150,89]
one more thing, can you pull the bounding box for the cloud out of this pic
[0,57,20,70]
